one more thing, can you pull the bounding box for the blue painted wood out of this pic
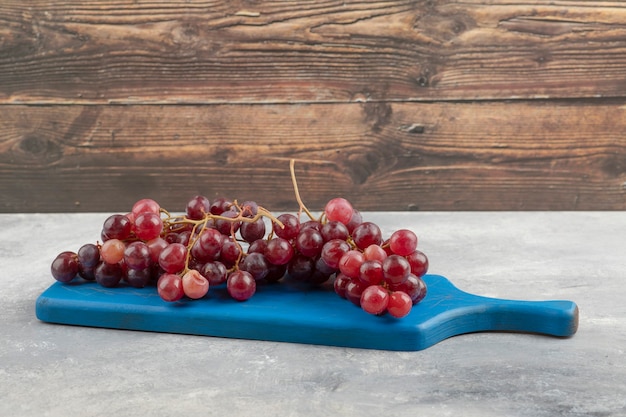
[35,275,578,351]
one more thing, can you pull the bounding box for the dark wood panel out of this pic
[1,101,624,212]
[2,1,626,103]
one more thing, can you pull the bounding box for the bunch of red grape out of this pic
[51,193,429,319]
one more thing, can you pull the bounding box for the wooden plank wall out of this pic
[1,0,626,212]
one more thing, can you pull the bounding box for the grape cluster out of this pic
[51,180,428,319]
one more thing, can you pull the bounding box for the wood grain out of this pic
[1,1,625,211]
[2,102,624,212]
[1,1,626,103]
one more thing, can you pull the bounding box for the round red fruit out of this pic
[227,270,256,301]
[387,291,413,318]
[389,229,418,256]
[360,285,390,315]
[324,198,354,225]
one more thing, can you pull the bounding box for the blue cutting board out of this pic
[35,274,578,351]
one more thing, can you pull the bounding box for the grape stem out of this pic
[289,159,316,222]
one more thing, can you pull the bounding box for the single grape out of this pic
[185,195,211,220]
[345,209,363,234]
[240,217,266,243]
[214,210,241,235]
[338,250,365,279]
[182,269,210,299]
[362,244,387,262]
[240,200,259,218]
[389,229,418,256]
[124,241,152,270]
[320,221,349,242]
[102,214,132,240]
[406,250,429,278]
[77,243,100,268]
[295,227,324,257]
[146,237,168,263]
[265,237,294,266]
[125,267,152,288]
[324,197,354,225]
[352,222,382,250]
[287,254,314,281]
[78,264,96,281]
[220,238,242,268]
[51,251,79,283]
[132,198,160,217]
[247,238,268,254]
[177,230,192,246]
[94,261,123,288]
[360,285,390,315]
[134,212,163,241]
[100,239,126,264]
[209,197,232,215]
[344,278,368,306]
[227,270,256,301]
[320,239,350,269]
[333,273,351,298]
[200,261,228,286]
[300,220,322,232]
[158,242,187,274]
[382,254,411,285]
[240,252,269,281]
[359,260,384,285]
[190,228,223,262]
[273,213,300,240]
[157,273,184,302]
[387,291,412,318]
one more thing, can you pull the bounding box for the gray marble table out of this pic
[1,212,625,417]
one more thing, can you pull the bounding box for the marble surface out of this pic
[1,212,625,417]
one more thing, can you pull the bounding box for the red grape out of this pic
[101,239,125,264]
[132,198,160,217]
[227,270,256,301]
[387,291,412,318]
[345,209,363,233]
[363,244,387,262]
[389,229,418,256]
[359,260,384,285]
[77,244,100,268]
[338,250,364,279]
[94,261,123,288]
[324,198,354,225]
[295,227,324,257]
[51,251,79,283]
[186,195,211,220]
[182,269,209,299]
[352,222,382,250]
[200,261,228,286]
[406,250,429,278]
[240,252,270,281]
[320,239,350,269]
[360,285,389,315]
[273,213,300,240]
[134,212,163,241]
[240,217,266,243]
[382,254,411,285]
[102,214,132,240]
[158,242,187,274]
[265,237,294,266]
[157,273,184,302]
[320,221,349,242]
[124,241,151,270]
